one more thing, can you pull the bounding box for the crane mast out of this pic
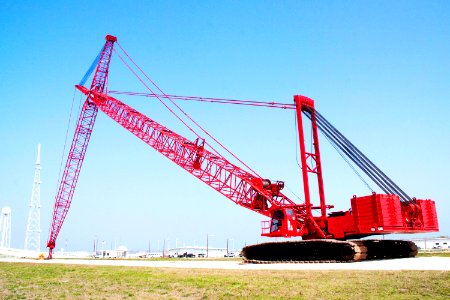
[46,35,117,257]
[295,96,327,221]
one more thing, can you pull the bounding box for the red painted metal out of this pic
[74,87,438,241]
[325,194,439,239]
[47,36,439,256]
[294,95,329,238]
[416,199,439,230]
[75,85,302,220]
[46,35,117,258]
[108,90,297,109]
[75,86,334,239]
[293,95,439,239]
[352,194,404,232]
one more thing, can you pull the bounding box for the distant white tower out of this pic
[0,207,12,248]
[24,144,41,252]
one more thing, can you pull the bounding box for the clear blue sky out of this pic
[1,1,449,252]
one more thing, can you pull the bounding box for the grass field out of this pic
[0,262,448,299]
[417,252,450,258]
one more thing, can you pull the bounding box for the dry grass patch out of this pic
[0,262,448,299]
[417,252,450,258]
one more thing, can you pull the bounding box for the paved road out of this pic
[1,257,449,271]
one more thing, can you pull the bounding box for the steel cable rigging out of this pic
[113,43,262,177]
[110,87,410,201]
[302,108,413,203]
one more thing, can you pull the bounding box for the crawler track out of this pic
[242,239,417,263]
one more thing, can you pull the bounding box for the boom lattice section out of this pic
[46,36,117,257]
[76,86,302,219]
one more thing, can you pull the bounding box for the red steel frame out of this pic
[75,85,303,216]
[294,96,328,219]
[292,95,438,239]
[46,35,117,257]
[46,35,438,256]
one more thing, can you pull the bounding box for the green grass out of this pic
[0,262,448,299]
[417,252,450,257]
[102,257,243,262]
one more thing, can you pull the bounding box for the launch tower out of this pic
[24,144,41,252]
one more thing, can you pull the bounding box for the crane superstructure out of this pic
[47,35,438,261]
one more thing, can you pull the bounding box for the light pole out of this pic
[227,238,234,255]
[101,240,105,258]
[175,238,178,257]
[163,239,166,257]
[163,238,170,257]
[206,234,215,258]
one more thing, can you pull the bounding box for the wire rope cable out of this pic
[54,87,78,196]
[114,43,261,177]
[107,91,295,109]
[303,108,412,203]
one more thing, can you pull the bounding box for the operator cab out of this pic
[262,208,298,237]
[270,210,285,232]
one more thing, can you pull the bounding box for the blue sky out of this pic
[1,1,449,252]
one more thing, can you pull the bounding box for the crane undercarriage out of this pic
[242,239,418,263]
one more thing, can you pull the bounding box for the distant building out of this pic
[167,246,229,258]
[412,237,450,250]
[94,245,128,258]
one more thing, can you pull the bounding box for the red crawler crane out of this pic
[47,35,438,261]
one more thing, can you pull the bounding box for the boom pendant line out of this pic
[75,85,299,218]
